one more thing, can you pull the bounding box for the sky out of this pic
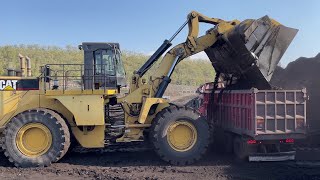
[0,0,319,65]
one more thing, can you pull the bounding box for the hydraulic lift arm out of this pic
[130,11,239,97]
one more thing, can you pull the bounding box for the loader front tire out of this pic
[150,105,209,165]
[2,108,70,167]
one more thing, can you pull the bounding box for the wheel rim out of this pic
[16,123,52,157]
[167,121,197,152]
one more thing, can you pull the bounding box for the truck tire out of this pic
[224,132,234,154]
[233,136,248,161]
[150,105,209,165]
[2,108,70,167]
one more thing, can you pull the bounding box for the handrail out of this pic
[39,64,118,93]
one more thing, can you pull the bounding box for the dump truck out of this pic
[191,82,307,161]
[0,11,297,167]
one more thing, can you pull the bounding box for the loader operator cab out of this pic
[80,42,127,90]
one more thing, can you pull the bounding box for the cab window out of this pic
[94,49,116,75]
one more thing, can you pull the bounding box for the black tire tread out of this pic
[150,105,209,165]
[1,108,70,167]
[42,108,71,161]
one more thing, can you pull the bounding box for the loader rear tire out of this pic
[150,105,209,165]
[2,108,70,167]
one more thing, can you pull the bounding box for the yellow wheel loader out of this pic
[0,11,297,167]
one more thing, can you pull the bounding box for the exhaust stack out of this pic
[26,56,32,77]
[18,53,26,77]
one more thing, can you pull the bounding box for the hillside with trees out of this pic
[0,45,215,86]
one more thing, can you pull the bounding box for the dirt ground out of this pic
[0,148,319,180]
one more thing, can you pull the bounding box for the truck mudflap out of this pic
[249,151,296,162]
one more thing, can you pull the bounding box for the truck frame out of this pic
[194,82,307,161]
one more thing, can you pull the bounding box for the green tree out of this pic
[0,45,215,87]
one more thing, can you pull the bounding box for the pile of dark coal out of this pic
[271,53,320,131]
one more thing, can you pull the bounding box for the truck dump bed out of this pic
[206,88,307,140]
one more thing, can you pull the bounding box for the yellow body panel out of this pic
[0,76,36,80]
[0,89,109,148]
[71,125,105,148]
[50,95,105,126]
[45,89,117,96]
[0,90,39,126]
[138,98,168,124]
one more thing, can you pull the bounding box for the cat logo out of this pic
[0,80,18,91]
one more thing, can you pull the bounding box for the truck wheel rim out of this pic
[16,123,52,157]
[167,121,197,152]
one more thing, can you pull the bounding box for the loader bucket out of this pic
[205,16,298,89]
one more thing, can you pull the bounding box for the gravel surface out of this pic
[0,149,320,180]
